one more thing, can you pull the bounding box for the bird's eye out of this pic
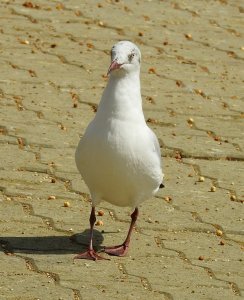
[128,53,135,62]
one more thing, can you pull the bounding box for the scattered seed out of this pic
[148,67,156,74]
[230,194,236,201]
[70,92,78,101]
[56,3,65,10]
[17,137,25,149]
[194,89,206,98]
[164,196,172,202]
[147,118,159,124]
[28,69,37,77]
[175,151,182,161]
[198,176,205,182]
[95,220,104,226]
[187,118,194,125]
[74,10,82,16]
[216,229,223,236]
[176,80,185,87]
[214,136,221,142]
[200,66,210,73]
[97,210,104,216]
[48,195,56,200]
[91,104,97,112]
[143,15,150,21]
[227,51,237,58]
[63,201,70,207]
[59,124,66,130]
[219,240,225,245]
[48,161,55,167]
[185,33,192,40]
[163,196,171,202]
[18,39,30,45]
[146,96,155,104]
[0,127,7,135]
[86,43,94,49]
[210,186,216,192]
[198,255,204,261]
[23,2,40,9]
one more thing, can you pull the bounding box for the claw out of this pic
[103,208,138,257]
[74,249,108,261]
[104,244,129,257]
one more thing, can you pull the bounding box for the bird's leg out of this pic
[104,207,138,256]
[74,206,107,260]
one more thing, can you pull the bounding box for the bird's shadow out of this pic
[0,229,104,255]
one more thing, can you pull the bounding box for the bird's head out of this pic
[107,41,141,76]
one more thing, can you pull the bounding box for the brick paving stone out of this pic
[0,0,243,299]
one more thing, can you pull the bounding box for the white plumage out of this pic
[75,41,163,260]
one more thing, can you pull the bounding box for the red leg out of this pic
[104,207,138,257]
[74,206,107,260]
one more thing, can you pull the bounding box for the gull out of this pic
[75,41,164,260]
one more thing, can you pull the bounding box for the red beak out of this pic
[107,60,122,75]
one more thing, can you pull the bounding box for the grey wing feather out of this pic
[151,131,161,161]
[150,130,164,187]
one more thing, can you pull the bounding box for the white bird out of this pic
[75,41,164,260]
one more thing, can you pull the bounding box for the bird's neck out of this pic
[97,71,145,123]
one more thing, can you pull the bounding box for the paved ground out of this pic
[0,0,244,299]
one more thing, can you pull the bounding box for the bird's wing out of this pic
[150,129,161,161]
[149,127,164,181]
